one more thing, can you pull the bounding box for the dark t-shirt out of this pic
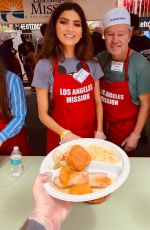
[0,45,22,76]
[129,35,150,61]
[18,41,35,58]
[91,32,106,56]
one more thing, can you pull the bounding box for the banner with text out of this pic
[0,0,66,24]
[0,0,116,23]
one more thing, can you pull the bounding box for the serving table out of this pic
[0,156,150,230]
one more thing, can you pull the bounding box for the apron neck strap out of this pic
[80,60,89,72]
[124,48,130,81]
[101,53,110,71]
[54,59,59,74]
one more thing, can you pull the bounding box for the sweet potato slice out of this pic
[66,145,91,171]
[59,165,75,185]
[69,184,92,195]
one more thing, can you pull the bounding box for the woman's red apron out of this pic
[46,60,96,153]
[0,115,31,155]
[100,49,139,148]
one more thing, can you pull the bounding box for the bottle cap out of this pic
[13,146,19,151]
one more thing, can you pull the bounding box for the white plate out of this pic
[40,138,130,202]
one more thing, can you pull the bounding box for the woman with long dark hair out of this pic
[0,60,31,155]
[32,2,105,153]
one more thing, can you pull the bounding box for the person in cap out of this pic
[97,7,150,155]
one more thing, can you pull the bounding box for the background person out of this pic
[0,60,31,155]
[0,38,22,80]
[25,42,37,88]
[21,174,73,230]
[37,23,48,55]
[18,34,35,86]
[32,2,105,154]
[91,27,106,56]
[129,13,150,62]
[129,13,150,144]
[97,7,150,155]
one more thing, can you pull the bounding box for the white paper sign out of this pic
[111,61,124,72]
[72,68,89,83]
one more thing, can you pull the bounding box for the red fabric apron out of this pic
[46,60,96,153]
[100,49,139,149]
[0,115,31,155]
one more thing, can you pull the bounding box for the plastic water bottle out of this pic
[10,146,23,177]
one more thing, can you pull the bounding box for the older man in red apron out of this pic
[97,7,150,155]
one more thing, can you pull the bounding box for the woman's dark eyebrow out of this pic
[59,17,81,23]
